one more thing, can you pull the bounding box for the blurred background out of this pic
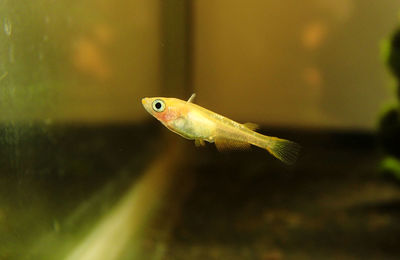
[1,0,400,259]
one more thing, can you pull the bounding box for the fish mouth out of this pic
[141,98,150,107]
[141,98,152,114]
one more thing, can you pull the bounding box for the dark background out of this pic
[0,1,400,259]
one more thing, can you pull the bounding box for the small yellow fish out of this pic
[142,94,300,164]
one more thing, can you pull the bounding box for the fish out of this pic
[142,94,300,164]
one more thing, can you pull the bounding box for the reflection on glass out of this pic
[1,1,400,259]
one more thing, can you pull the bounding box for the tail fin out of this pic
[263,136,301,165]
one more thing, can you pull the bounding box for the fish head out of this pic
[142,97,187,126]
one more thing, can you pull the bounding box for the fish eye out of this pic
[152,99,165,112]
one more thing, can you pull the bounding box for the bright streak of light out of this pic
[66,145,182,260]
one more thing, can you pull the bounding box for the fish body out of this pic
[142,94,300,164]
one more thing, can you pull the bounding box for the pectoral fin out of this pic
[214,138,251,151]
[195,139,205,147]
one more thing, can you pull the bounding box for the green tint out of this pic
[381,156,400,180]
[0,0,164,259]
[380,39,391,64]
[0,0,160,123]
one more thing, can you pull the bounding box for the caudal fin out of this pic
[264,136,301,165]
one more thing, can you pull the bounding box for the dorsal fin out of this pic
[243,122,259,131]
[187,93,196,103]
[214,138,251,151]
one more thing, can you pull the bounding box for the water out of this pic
[1,1,400,259]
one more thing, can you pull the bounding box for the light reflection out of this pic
[302,22,328,50]
[66,144,184,260]
[303,67,323,88]
[72,37,112,81]
[93,24,114,46]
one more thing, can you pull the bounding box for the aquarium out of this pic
[1,0,400,259]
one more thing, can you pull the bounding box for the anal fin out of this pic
[214,138,251,151]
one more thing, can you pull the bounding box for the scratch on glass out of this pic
[0,72,8,81]
[4,18,12,36]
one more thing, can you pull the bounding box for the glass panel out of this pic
[1,1,400,259]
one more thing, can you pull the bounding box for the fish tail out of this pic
[254,135,301,165]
